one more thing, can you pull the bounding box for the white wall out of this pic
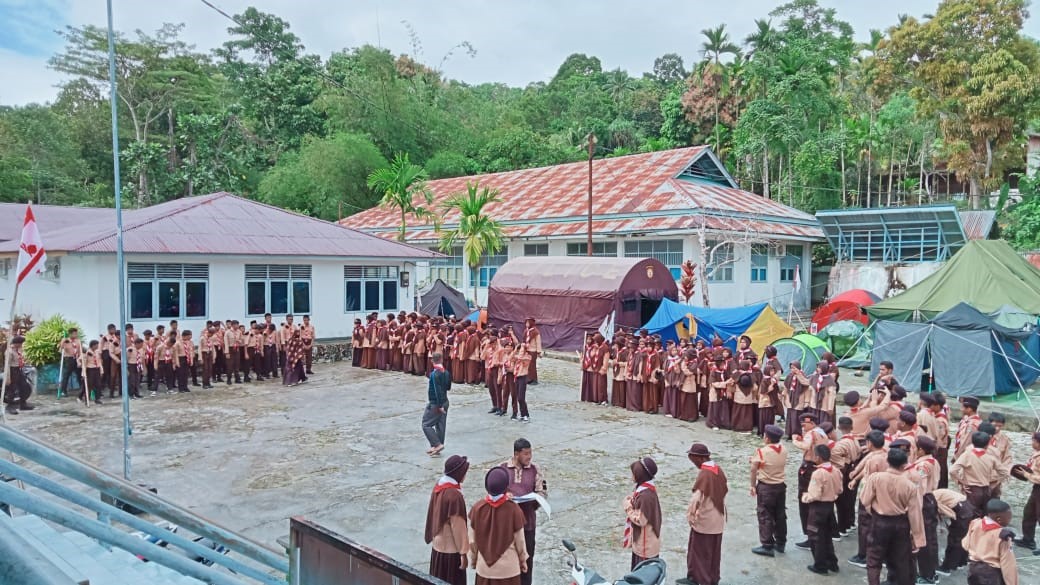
[412,235,813,312]
[827,261,944,300]
[0,254,415,340]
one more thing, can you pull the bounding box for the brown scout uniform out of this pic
[859,468,926,585]
[962,517,1018,585]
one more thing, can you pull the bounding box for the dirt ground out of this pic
[9,358,1040,585]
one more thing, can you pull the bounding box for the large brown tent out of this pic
[487,257,679,350]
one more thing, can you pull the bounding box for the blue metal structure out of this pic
[815,205,967,263]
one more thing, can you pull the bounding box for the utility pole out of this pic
[586,133,597,256]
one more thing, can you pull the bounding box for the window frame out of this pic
[127,263,209,320]
[344,266,400,313]
[750,244,769,283]
[705,240,734,282]
[566,241,618,257]
[427,246,464,289]
[624,239,684,279]
[245,264,312,317]
[780,245,804,282]
[469,250,509,288]
[523,243,549,256]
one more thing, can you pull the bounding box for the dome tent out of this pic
[817,320,873,369]
[812,289,879,330]
[642,298,793,357]
[418,278,469,318]
[771,333,831,376]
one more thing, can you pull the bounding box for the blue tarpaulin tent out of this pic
[643,299,793,355]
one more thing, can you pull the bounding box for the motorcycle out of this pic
[562,539,666,585]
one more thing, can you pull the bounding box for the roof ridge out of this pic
[71,193,227,252]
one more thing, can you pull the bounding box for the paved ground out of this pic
[9,359,1040,585]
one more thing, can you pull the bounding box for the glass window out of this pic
[750,244,768,283]
[293,282,311,314]
[383,281,398,310]
[364,281,380,311]
[469,250,508,288]
[158,282,180,318]
[270,281,289,314]
[523,243,548,256]
[345,281,362,311]
[705,240,734,282]
[624,240,683,279]
[428,246,464,288]
[566,242,617,257]
[247,282,266,315]
[781,245,804,282]
[185,282,207,317]
[130,282,153,319]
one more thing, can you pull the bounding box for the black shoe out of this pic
[497,410,507,416]
[306,370,314,375]
[179,389,191,393]
[795,540,811,550]
[827,564,840,573]
[510,413,518,420]
[807,565,829,576]
[488,408,499,414]
[18,402,35,411]
[5,405,18,415]
[751,546,774,557]
[94,398,103,405]
[935,567,951,577]
[848,555,867,568]
[775,544,785,554]
[1014,538,1037,550]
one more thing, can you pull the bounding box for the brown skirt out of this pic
[390,350,403,371]
[643,382,658,414]
[686,529,722,585]
[476,575,521,585]
[662,386,680,417]
[626,381,643,412]
[678,391,698,421]
[430,550,466,585]
[611,379,627,408]
[466,360,480,384]
[452,358,465,383]
[592,373,608,404]
[731,402,755,432]
[706,399,731,430]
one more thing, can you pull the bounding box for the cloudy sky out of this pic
[3,0,1039,106]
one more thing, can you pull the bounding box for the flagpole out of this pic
[107,0,132,481]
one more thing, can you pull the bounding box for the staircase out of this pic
[0,424,288,585]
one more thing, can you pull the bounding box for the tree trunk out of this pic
[167,107,177,173]
[839,133,847,206]
[697,227,711,308]
[887,143,895,207]
[187,140,196,198]
[472,261,481,308]
[918,138,926,205]
[969,176,982,210]
[399,209,407,241]
[762,145,770,200]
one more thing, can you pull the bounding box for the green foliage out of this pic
[439,183,506,300]
[426,151,479,179]
[259,132,386,220]
[23,315,81,366]
[367,153,434,240]
[1002,197,1040,250]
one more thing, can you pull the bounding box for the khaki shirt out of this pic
[802,463,842,503]
[830,435,862,469]
[751,443,787,485]
[859,469,926,549]
[850,448,889,485]
[687,463,726,534]
[846,401,891,436]
[950,448,1009,489]
[932,488,967,519]
[908,455,940,497]
[792,427,828,461]
[962,518,1018,585]
[988,433,1012,469]
[954,415,982,459]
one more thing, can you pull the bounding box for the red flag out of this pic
[16,204,47,285]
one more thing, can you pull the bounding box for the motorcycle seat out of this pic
[622,561,664,584]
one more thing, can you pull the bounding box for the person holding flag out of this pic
[3,204,47,417]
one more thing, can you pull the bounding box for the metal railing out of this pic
[0,512,79,585]
[0,424,288,584]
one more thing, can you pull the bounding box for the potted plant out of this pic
[23,315,81,393]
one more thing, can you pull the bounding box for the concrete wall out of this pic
[0,254,416,340]
[826,261,944,300]
[415,235,812,312]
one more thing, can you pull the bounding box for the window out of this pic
[523,243,548,256]
[566,242,618,257]
[344,266,399,312]
[780,245,804,282]
[624,240,683,279]
[245,264,311,316]
[428,246,464,288]
[750,244,768,282]
[0,258,9,279]
[469,250,509,288]
[127,263,209,320]
[705,240,734,282]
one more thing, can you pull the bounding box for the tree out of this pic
[699,25,741,153]
[874,0,1040,208]
[438,182,505,303]
[603,68,636,106]
[652,53,688,87]
[366,153,435,241]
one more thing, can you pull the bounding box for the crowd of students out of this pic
[351,312,544,422]
[43,314,316,409]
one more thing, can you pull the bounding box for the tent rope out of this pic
[992,330,1040,432]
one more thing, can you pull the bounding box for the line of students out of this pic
[56,314,316,403]
[352,312,544,422]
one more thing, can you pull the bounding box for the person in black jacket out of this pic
[423,351,452,457]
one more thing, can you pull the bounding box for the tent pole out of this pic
[836,320,875,363]
[992,330,1040,431]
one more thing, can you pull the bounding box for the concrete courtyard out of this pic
[10,358,1040,585]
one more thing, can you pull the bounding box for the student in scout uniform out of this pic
[3,335,34,414]
[830,416,861,537]
[126,338,144,399]
[750,424,788,557]
[919,393,951,488]
[58,328,84,398]
[934,488,975,575]
[680,443,727,585]
[859,448,926,585]
[679,348,700,422]
[425,455,470,585]
[225,321,242,384]
[468,467,528,585]
[954,397,983,461]
[1011,431,1040,553]
[142,329,157,390]
[174,330,195,393]
[951,431,1010,517]
[784,361,811,439]
[624,456,661,569]
[100,323,117,393]
[847,430,890,569]
[511,343,533,422]
[351,319,365,368]
[802,444,842,575]
[792,412,827,547]
[961,499,1019,585]
[524,318,541,385]
[911,435,942,584]
[985,415,1013,497]
[81,339,104,405]
[108,333,123,398]
[200,327,217,389]
[153,335,176,395]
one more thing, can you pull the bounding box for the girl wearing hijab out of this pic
[425,455,471,585]
[624,457,662,569]
[469,467,529,585]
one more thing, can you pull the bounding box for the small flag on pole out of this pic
[16,204,47,285]
[598,310,615,342]
[792,263,801,294]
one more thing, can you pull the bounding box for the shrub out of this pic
[0,314,35,359]
[22,315,81,366]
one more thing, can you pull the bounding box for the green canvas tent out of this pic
[866,240,1040,322]
[817,320,873,369]
[772,333,830,376]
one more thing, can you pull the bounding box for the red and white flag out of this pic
[792,263,801,294]
[16,204,47,285]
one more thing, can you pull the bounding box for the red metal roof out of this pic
[0,193,439,259]
[342,147,823,241]
[958,210,997,240]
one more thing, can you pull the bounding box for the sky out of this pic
[2,0,1040,106]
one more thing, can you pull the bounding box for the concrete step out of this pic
[12,514,204,585]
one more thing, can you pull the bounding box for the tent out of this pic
[642,298,794,356]
[867,240,1040,322]
[418,278,469,318]
[817,320,873,368]
[870,302,1040,397]
[487,257,678,350]
[771,333,831,375]
[812,289,879,330]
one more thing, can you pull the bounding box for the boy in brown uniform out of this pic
[954,396,983,461]
[962,499,1018,585]
[425,455,470,585]
[174,330,195,393]
[911,435,942,584]
[750,425,788,557]
[951,432,1010,517]
[792,412,828,547]
[126,338,144,399]
[859,448,926,585]
[830,416,861,537]
[1012,431,1040,553]
[624,457,662,569]
[81,339,104,405]
[154,336,176,395]
[3,336,34,414]
[57,328,84,398]
[680,443,727,585]
[934,488,975,575]
[225,322,242,384]
[200,327,217,389]
[919,393,951,488]
[848,430,890,568]
[803,444,842,575]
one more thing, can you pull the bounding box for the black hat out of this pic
[444,455,469,481]
[961,396,980,409]
[485,467,510,496]
[844,391,861,406]
[764,425,784,442]
[898,410,917,426]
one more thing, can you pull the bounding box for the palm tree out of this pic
[603,68,635,106]
[439,182,505,304]
[700,25,741,153]
[366,153,435,241]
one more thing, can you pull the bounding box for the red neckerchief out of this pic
[842,434,857,442]
[890,401,904,411]
[972,448,987,457]
[485,495,507,508]
[819,462,834,472]
[769,444,783,453]
[700,461,720,475]
[433,482,461,494]
[433,364,445,372]
[634,481,656,493]
[981,517,1002,531]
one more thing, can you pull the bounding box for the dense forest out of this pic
[2,0,1040,249]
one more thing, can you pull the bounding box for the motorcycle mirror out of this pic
[562,539,576,552]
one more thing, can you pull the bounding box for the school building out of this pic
[341,146,826,310]
[0,193,437,340]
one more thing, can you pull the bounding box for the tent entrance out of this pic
[640,296,663,327]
